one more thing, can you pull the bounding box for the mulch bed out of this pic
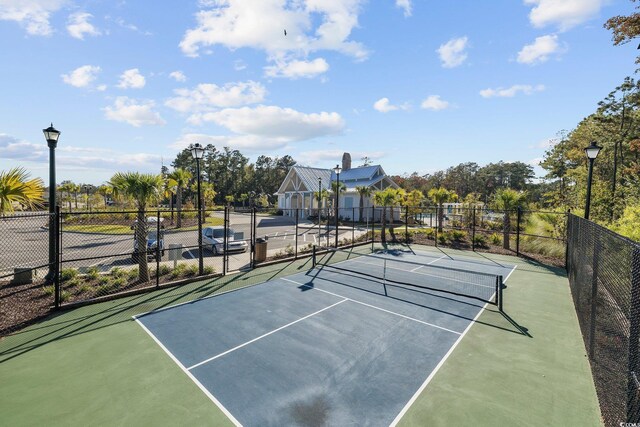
[0,279,53,338]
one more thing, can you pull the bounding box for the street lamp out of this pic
[190,143,205,275]
[584,141,602,220]
[317,177,322,246]
[333,165,342,247]
[43,123,60,282]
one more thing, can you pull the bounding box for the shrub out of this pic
[285,244,294,256]
[42,285,55,296]
[158,264,171,275]
[472,235,488,248]
[170,264,187,279]
[79,284,92,293]
[98,276,110,285]
[126,268,139,281]
[490,233,501,245]
[86,266,99,280]
[60,290,71,302]
[96,284,112,294]
[112,277,127,288]
[438,233,448,245]
[451,230,467,242]
[203,266,215,275]
[60,268,78,282]
[64,277,81,288]
[111,267,126,278]
[186,264,199,276]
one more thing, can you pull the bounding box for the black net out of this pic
[314,248,502,305]
[566,214,640,426]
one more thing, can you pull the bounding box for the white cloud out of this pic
[0,0,66,36]
[437,36,469,68]
[179,0,368,79]
[103,97,166,127]
[480,84,546,98]
[0,134,47,162]
[517,34,563,64]
[117,68,146,89]
[169,71,187,82]
[396,0,412,17]
[165,81,266,115]
[66,12,100,40]
[61,65,101,88]
[193,105,345,143]
[373,97,409,113]
[525,0,605,31]
[420,95,450,111]
[264,57,329,79]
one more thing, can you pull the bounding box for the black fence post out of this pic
[352,207,355,245]
[223,206,228,276]
[295,208,299,259]
[472,207,476,251]
[371,206,375,252]
[628,248,640,423]
[405,205,409,243]
[312,245,317,267]
[54,205,61,309]
[588,226,600,359]
[516,206,522,256]
[565,209,571,271]
[156,209,160,287]
[434,206,439,248]
[251,206,256,268]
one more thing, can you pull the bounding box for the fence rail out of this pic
[567,213,640,426]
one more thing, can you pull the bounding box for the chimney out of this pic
[342,152,352,171]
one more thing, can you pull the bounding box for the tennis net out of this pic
[313,248,503,309]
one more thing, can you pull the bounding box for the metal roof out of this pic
[277,165,398,194]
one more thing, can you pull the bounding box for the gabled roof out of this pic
[276,166,332,194]
[330,165,381,182]
[277,164,398,195]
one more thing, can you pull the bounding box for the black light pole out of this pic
[333,165,342,247]
[43,124,61,282]
[584,141,602,220]
[190,143,205,275]
[83,185,91,212]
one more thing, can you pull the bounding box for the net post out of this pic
[565,209,571,272]
[312,245,317,267]
[628,248,640,423]
[498,275,504,312]
[223,206,228,276]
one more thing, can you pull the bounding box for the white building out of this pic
[276,153,399,221]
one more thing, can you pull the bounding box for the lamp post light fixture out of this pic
[83,185,92,212]
[584,141,602,220]
[43,123,60,282]
[190,143,206,275]
[333,165,342,248]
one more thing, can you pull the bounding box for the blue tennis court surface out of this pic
[135,249,516,426]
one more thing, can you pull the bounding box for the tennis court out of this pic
[135,248,515,426]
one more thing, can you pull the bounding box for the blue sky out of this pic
[0,0,636,185]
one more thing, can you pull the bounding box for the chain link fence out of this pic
[567,213,640,426]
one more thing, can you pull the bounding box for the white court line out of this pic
[503,264,518,283]
[346,258,495,289]
[389,296,490,426]
[133,317,242,427]
[281,277,461,335]
[187,299,348,371]
[410,254,446,272]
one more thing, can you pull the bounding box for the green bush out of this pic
[111,267,126,278]
[64,277,81,288]
[158,264,171,275]
[79,284,92,293]
[186,264,199,276]
[490,233,501,245]
[451,230,467,242]
[203,266,215,275]
[86,266,99,280]
[170,264,187,279]
[60,290,71,302]
[60,268,78,282]
[438,233,448,245]
[98,276,110,285]
[126,268,139,281]
[112,277,127,288]
[42,285,55,296]
[472,235,488,248]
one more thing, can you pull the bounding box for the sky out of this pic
[0,0,637,186]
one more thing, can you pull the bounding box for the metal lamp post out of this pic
[43,124,60,282]
[584,141,602,220]
[83,185,92,212]
[333,165,342,247]
[190,143,205,275]
[317,177,322,246]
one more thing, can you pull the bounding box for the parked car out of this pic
[132,217,165,261]
[202,226,248,255]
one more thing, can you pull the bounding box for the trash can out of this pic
[255,237,267,262]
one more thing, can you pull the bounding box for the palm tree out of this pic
[373,188,398,244]
[58,181,76,211]
[96,185,113,209]
[72,183,80,210]
[168,168,191,228]
[428,187,458,232]
[355,185,372,222]
[108,172,163,283]
[493,188,527,250]
[0,167,44,215]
